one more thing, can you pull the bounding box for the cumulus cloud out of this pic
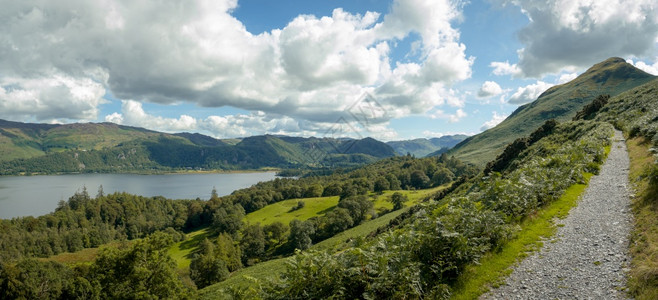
[490,61,522,77]
[105,100,197,132]
[497,0,658,77]
[477,81,503,98]
[557,72,578,84]
[0,0,473,129]
[508,81,554,105]
[429,108,467,123]
[627,58,658,75]
[480,111,508,131]
[422,130,474,138]
[105,100,399,139]
[0,75,106,122]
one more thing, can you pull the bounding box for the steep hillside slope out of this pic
[448,57,655,165]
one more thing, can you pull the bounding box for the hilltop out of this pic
[447,57,656,165]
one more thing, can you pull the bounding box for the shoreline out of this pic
[1,168,282,177]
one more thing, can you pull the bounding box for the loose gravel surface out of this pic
[483,130,632,300]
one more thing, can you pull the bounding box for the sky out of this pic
[1,0,657,141]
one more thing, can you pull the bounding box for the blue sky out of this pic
[1,0,657,141]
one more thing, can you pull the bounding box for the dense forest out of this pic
[0,150,476,297]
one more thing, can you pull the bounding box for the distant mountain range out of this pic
[447,57,656,165]
[386,135,469,157]
[0,118,466,175]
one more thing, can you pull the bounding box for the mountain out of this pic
[387,135,469,157]
[447,57,656,165]
[0,120,397,174]
[0,119,160,162]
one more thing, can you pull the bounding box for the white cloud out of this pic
[0,75,106,122]
[107,100,197,132]
[105,100,400,140]
[480,111,509,131]
[0,0,473,129]
[429,108,467,123]
[498,0,658,77]
[477,81,503,98]
[422,130,475,138]
[490,61,522,77]
[557,72,578,84]
[627,58,658,75]
[508,81,554,105]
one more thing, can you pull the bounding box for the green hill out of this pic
[447,57,656,165]
[0,121,397,174]
[387,135,469,157]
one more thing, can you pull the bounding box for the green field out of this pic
[198,185,449,298]
[244,196,340,226]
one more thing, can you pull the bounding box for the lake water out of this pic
[0,172,277,219]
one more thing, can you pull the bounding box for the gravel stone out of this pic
[483,130,632,300]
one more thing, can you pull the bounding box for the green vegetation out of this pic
[199,205,419,298]
[200,120,613,298]
[448,57,655,166]
[0,119,402,174]
[245,196,339,226]
[4,59,658,299]
[626,138,658,300]
[386,135,468,157]
[0,232,194,299]
[451,174,593,299]
[594,79,658,299]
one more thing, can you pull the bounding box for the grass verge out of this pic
[451,173,593,299]
[626,137,658,300]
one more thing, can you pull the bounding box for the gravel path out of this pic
[483,130,632,299]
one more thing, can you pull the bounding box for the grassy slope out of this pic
[199,186,448,297]
[0,122,160,162]
[245,196,340,226]
[448,58,655,166]
[626,137,658,300]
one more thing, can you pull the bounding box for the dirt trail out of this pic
[483,130,632,299]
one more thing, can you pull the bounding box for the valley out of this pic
[0,58,657,299]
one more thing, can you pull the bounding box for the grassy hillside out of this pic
[387,135,469,157]
[594,78,658,299]
[0,120,397,174]
[448,57,655,166]
[0,120,160,163]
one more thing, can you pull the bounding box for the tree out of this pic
[389,192,408,210]
[410,170,430,189]
[91,232,190,299]
[304,184,324,198]
[210,187,219,200]
[190,239,229,289]
[374,176,390,193]
[212,204,245,237]
[337,195,374,225]
[240,223,265,265]
[0,259,75,299]
[288,220,315,250]
[214,233,242,272]
[431,168,454,186]
[320,208,353,238]
[263,222,289,249]
[322,183,342,196]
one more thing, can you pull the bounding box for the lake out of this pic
[0,172,277,219]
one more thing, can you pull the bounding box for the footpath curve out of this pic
[483,130,632,299]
